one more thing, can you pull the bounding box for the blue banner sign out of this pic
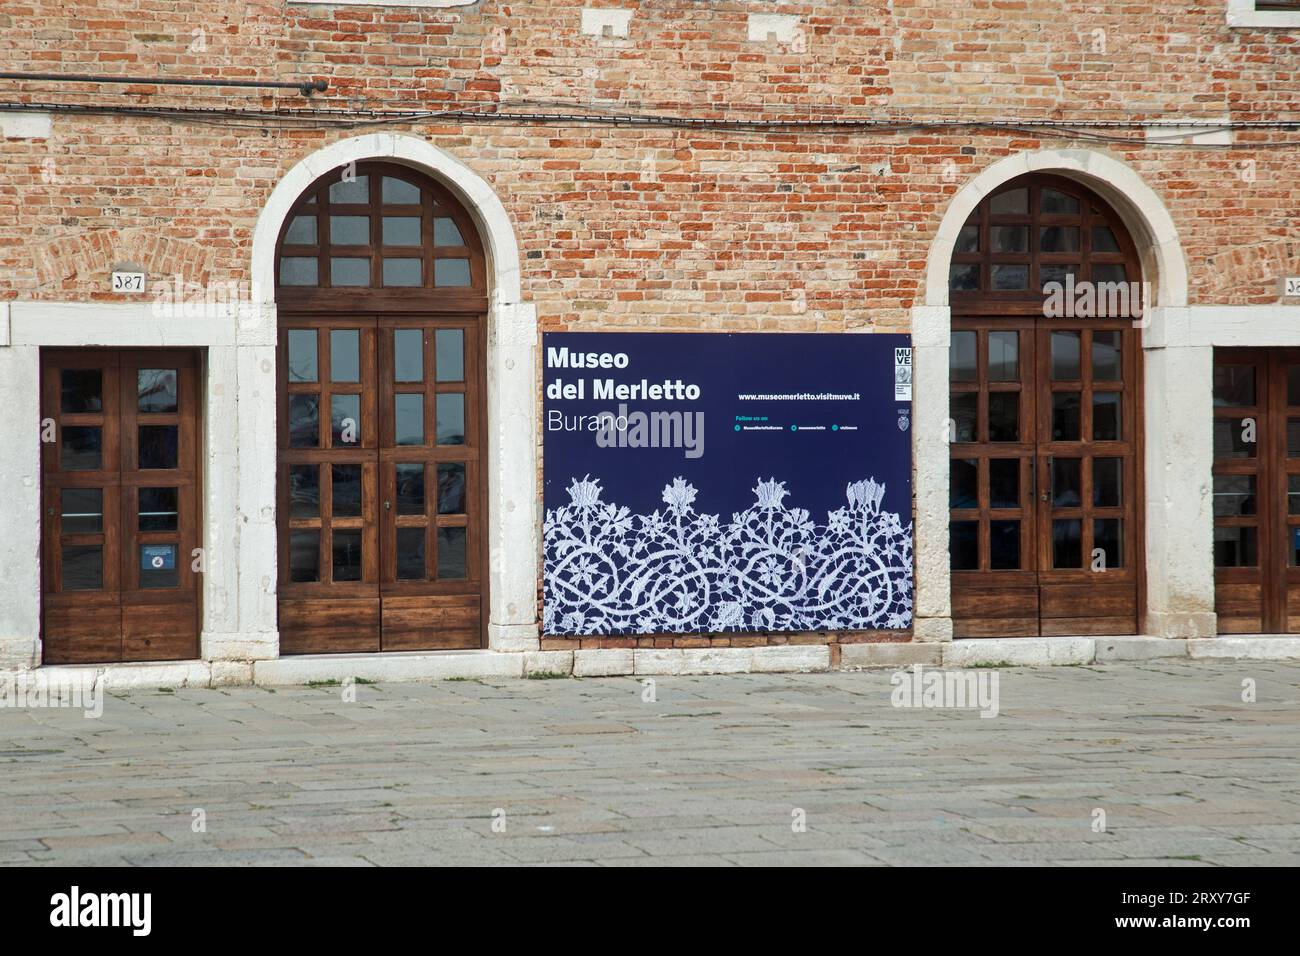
[542,332,913,636]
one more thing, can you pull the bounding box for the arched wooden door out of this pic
[948,174,1145,637]
[274,162,488,653]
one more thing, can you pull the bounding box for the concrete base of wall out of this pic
[4,637,1298,691]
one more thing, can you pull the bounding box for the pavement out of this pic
[0,659,1297,866]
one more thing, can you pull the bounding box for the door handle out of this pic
[1041,456,1052,502]
[384,499,391,511]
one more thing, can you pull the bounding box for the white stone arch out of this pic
[248,133,540,653]
[912,148,1212,642]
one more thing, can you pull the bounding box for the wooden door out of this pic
[948,174,1144,637]
[273,161,489,654]
[41,349,201,663]
[1213,348,1300,633]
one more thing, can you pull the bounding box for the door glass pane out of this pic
[396,528,426,581]
[990,520,1019,570]
[1215,474,1257,517]
[437,527,467,579]
[332,464,362,518]
[1093,519,1123,570]
[1214,526,1257,568]
[383,216,421,246]
[394,330,424,382]
[330,330,360,382]
[437,462,466,514]
[332,530,362,582]
[1051,331,1081,379]
[1040,264,1078,292]
[61,426,102,471]
[949,264,979,292]
[435,259,472,287]
[62,544,103,590]
[950,331,977,381]
[1291,528,1300,567]
[1288,367,1300,407]
[287,330,318,382]
[1092,332,1122,381]
[1052,458,1082,507]
[280,257,319,286]
[382,176,419,204]
[1289,475,1300,516]
[990,225,1028,253]
[1093,457,1122,507]
[383,258,422,287]
[1092,225,1121,253]
[395,394,425,446]
[138,487,178,531]
[1051,393,1081,441]
[330,176,369,203]
[285,215,317,244]
[1092,263,1127,285]
[955,224,979,253]
[433,217,464,246]
[289,465,320,518]
[990,264,1028,291]
[1039,225,1079,252]
[988,331,1018,381]
[989,188,1028,214]
[950,458,978,508]
[950,393,977,443]
[288,395,320,448]
[331,395,361,446]
[289,531,320,582]
[61,369,102,413]
[1212,364,1255,407]
[61,488,103,534]
[396,463,425,515]
[330,215,369,245]
[989,459,1020,508]
[1288,419,1300,457]
[437,394,466,445]
[331,257,370,287]
[1213,417,1256,458]
[1092,392,1121,441]
[1052,519,1082,569]
[138,425,178,469]
[988,392,1019,442]
[949,521,978,570]
[1041,189,1080,214]
[139,544,178,589]
[137,369,178,413]
[435,329,465,382]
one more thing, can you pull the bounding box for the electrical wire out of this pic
[2,99,1300,149]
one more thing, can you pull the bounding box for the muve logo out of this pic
[49,886,151,937]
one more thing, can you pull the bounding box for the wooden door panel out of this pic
[279,598,382,654]
[40,349,200,664]
[1214,348,1300,633]
[380,595,480,650]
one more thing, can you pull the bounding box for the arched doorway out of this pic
[947,173,1144,637]
[274,161,488,653]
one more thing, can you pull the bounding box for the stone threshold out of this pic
[3,637,1299,691]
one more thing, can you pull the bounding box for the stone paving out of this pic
[0,659,1298,866]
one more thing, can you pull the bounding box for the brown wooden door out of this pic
[949,174,1143,637]
[276,315,486,652]
[41,349,201,663]
[1213,348,1300,633]
[274,161,490,654]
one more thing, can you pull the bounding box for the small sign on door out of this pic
[141,544,176,571]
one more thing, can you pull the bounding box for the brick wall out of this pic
[2,2,1299,652]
